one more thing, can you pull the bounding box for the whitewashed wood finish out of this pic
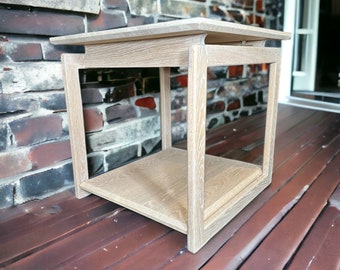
[202,172,270,244]
[61,54,89,199]
[53,18,290,253]
[84,35,205,68]
[159,67,172,150]
[206,45,281,66]
[186,44,208,252]
[262,61,281,178]
[50,17,290,46]
[80,148,262,233]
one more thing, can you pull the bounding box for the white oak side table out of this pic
[50,18,290,253]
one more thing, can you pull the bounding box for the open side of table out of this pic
[51,18,290,253]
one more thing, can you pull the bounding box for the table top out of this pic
[50,17,290,46]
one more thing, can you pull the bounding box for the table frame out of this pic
[55,19,288,253]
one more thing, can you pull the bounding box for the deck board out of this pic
[165,128,340,270]
[8,211,150,269]
[287,185,340,270]
[63,221,173,269]
[0,193,107,242]
[0,196,118,266]
[0,104,339,269]
[162,107,339,269]
[240,153,340,270]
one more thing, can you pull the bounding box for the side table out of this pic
[50,18,290,253]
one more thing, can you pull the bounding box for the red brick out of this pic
[105,104,137,123]
[81,87,104,104]
[174,74,188,88]
[0,150,32,179]
[83,107,103,132]
[127,16,150,27]
[228,65,243,78]
[43,44,85,61]
[29,140,71,169]
[9,115,63,146]
[257,0,264,12]
[17,161,73,201]
[207,100,226,114]
[102,0,129,11]
[1,62,63,93]
[247,13,265,27]
[106,145,138,171]
[0,9,85,36]
[135,97,156,109]
[0,93,39,114]
[104,82,136,103]
[87,10,127,32]
[8,43,43,62]
[171,109,186,122]
[40,91,66,111]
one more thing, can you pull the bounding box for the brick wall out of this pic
[0,0,284,209]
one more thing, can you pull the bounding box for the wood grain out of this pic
[159,67,172,150]
[84,35,205,68]
[52,18,290,253]
[61,54,89,199]
[80,148,262,235]
[50,17,290,46]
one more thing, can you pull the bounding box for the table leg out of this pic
[187,45,208,253]
[262,60,281,180]
[61,54,89,199]
[159,67,172,150]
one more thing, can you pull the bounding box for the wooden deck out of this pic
[1,104,339,269]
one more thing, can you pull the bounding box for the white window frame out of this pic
[279,0,340,113]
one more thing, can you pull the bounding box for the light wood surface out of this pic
[159,67,172,149]
[206,45,281,66]
[263,61,281,178]
[187,44,208,251]
[80,148,262,233]
[53,18,290,253]
[50,17,290,46]
[61,54,89,199]
[84,35,205,68]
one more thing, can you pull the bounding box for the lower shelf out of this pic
[80,148,262,234]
